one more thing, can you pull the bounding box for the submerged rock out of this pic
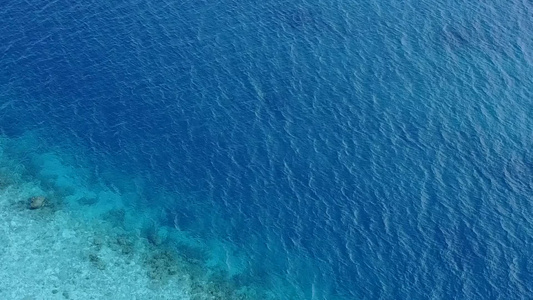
[88,253,106,270]
[0,173,13,189]
[103,208,126,227]
[92,236,104,251]
[29,196,45,209]
[62,291,70,299]
[143,224,166,246]
[77,196,98,206]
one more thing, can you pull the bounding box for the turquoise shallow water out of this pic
[0,0,532,299]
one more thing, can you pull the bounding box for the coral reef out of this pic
[144,249,179,281]
[0,140,270,300]
[114,234,135,255]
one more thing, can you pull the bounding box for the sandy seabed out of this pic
[0,180,193,300]
[0,132,267,300]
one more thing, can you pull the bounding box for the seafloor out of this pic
[0,131,267,300]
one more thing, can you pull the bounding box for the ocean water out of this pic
[0,0,531,298]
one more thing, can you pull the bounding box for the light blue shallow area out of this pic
[0,0,532,298]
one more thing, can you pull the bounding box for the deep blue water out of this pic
[0,0,532,298]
